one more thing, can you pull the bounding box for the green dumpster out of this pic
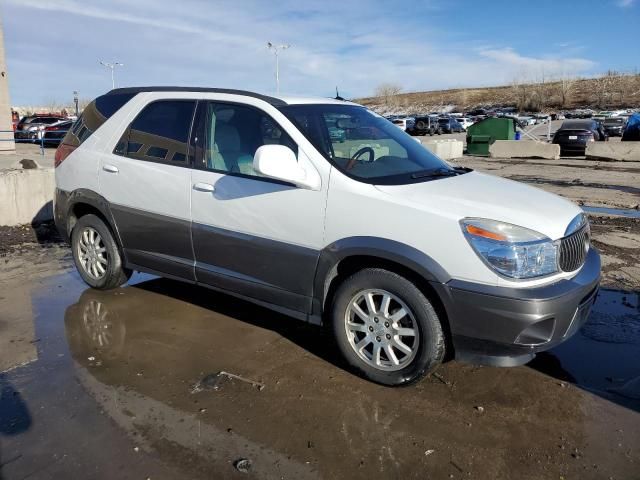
[466,118,516,156]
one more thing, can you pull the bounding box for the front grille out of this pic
[558,225,589,272]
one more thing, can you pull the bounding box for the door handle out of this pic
[103,164,119,173]
[193,182,215,192]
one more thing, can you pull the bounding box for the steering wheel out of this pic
[345,147,375,171]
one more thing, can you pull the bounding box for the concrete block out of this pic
[489,140,560,160]
[0,168,55,226]
[586,142,640,161]
[421,139,464,160]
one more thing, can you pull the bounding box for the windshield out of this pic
[279,104,458,184]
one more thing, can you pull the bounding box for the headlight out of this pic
[461,218,558,279]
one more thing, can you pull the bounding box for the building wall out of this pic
[0,12,15,152]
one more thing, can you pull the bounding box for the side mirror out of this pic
[253,145,314,189]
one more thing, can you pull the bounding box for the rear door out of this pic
[189,100,326,313]
[99,98,197,279]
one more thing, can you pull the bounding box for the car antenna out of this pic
[334,86,345,101]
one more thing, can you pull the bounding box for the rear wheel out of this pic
[331,268,445,386]
[71,214,131,290]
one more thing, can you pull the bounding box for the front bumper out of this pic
[431,248,601,366]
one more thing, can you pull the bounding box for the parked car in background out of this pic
[594,120,608,141]
[42,120,74,146]
[552,119,607,156]
[456,117,474,130]
[438,117,464,133]
[534,114,550,124]
[390,117,415,132]
[409,115,442,136]
[15,114,66,141]
[11,110,20,131]
[517,116,535,126]
[594,111,615,121]
[621,113,640,141]
[602,117,626,137]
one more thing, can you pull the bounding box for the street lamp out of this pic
[73,90,79,117]
[99,61,124,89]
[267,42,290,94]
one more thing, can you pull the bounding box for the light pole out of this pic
[267,42,290,94]
[99,61,124,89]
[73,90,78,117]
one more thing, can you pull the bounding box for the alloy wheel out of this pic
[344,289,420,371]
[77,227,108,280]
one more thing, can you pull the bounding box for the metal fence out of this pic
[0,128,70,155]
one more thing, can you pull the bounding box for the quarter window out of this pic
[126,100,196,165]
[192,102,297,177]
[63,91,136,148]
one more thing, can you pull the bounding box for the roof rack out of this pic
[105,87,288,106]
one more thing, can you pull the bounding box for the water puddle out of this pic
[507,175,640,196]
[583,205,640,219]
[531,289,640,407]
[1,269,639,478]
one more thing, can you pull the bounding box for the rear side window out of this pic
[61,92,136,147]
[122,100,196,165]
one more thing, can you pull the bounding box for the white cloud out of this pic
[616,0,635,7]
[478,48,596,79]
[3,0,599,104]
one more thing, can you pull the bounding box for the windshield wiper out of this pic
[410,167,459,179]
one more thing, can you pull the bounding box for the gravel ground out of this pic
[0,221,64,256]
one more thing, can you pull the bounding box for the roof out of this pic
[561,120,595,129]
[106,87,357,107]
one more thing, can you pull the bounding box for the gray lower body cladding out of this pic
[432,248,601,366]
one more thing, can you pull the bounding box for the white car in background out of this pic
[518,116,536,126]
[391,117,415,132]
[456,117,474,130]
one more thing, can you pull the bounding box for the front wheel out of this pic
[331,268,445,386]
[71,214,132,290]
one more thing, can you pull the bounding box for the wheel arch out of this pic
[65,189,124,253]
[313,237,453,355]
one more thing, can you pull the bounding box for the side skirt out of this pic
[127,263,321,326]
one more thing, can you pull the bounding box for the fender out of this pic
[311,236,451,317]
[55,188,125,252]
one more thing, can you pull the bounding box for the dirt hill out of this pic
[356,74,640,115]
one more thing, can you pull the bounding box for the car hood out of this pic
[374,171,582,240]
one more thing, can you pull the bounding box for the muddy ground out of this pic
[1,154,639,479]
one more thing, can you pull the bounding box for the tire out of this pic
[331,268,445,386]
[71,214,131,290]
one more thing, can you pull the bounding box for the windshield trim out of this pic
[278,104,469,186]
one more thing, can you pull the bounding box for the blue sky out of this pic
[3,0,639,105]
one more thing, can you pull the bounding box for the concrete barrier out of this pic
[421,139,464,160]
[0,168,55,226]
[586,142,640,161]
[489,140,560,160]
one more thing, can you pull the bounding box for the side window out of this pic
[126,100,196,165]
[193,102,297,177]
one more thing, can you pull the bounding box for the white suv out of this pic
[54,87,600,386]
